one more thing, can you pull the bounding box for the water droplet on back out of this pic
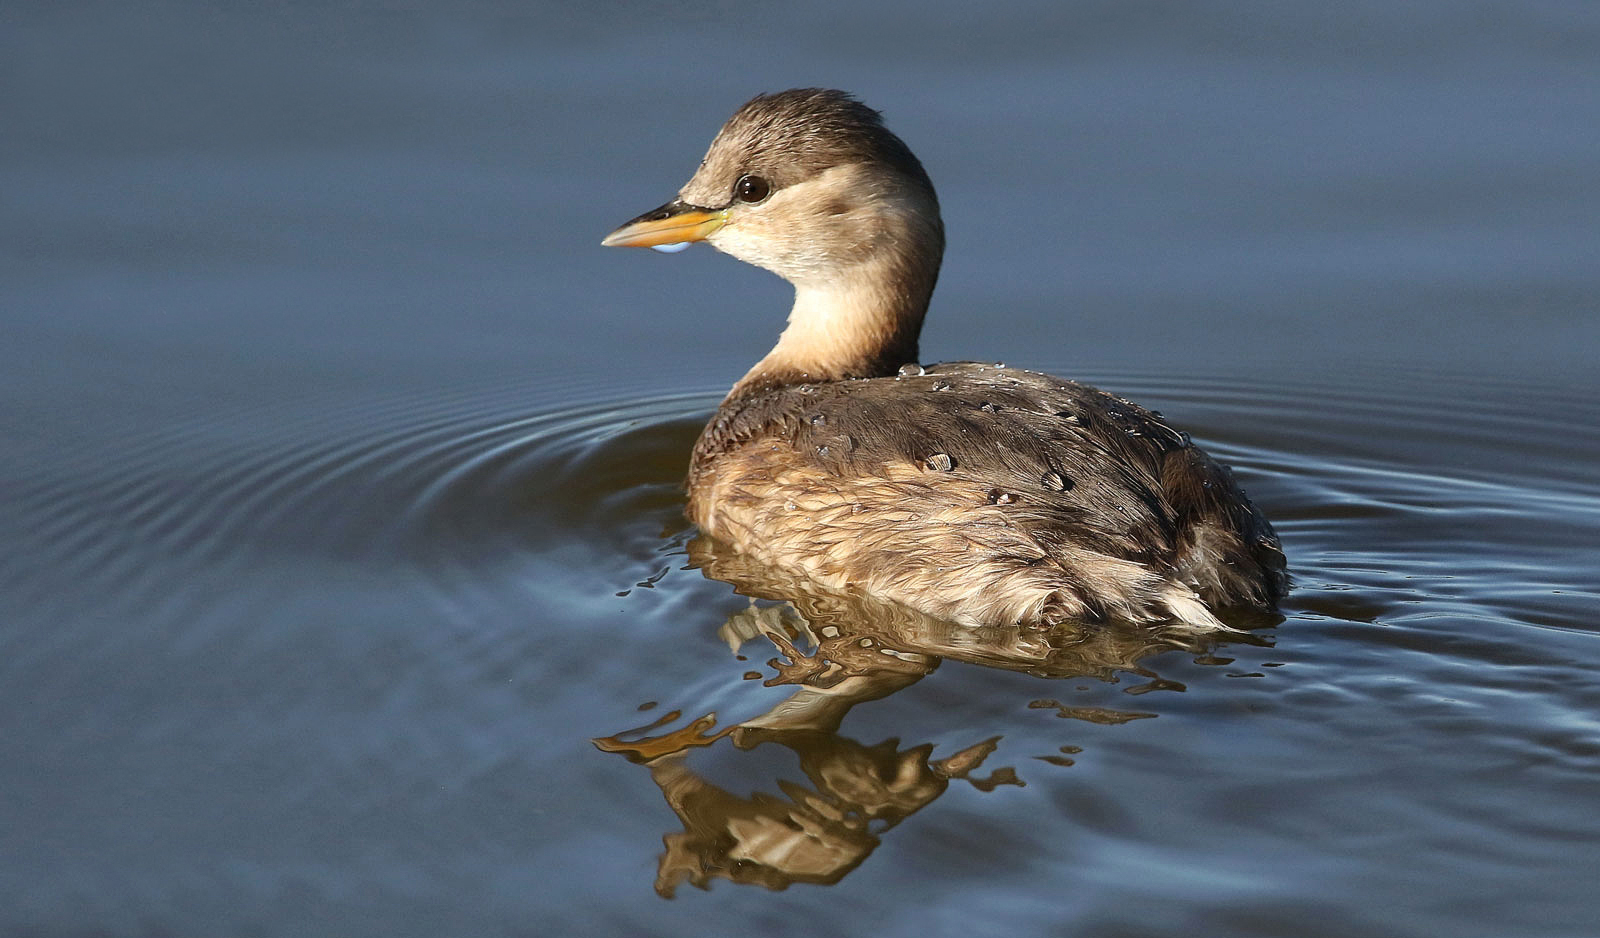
[898,363,926,377]
[925,453,954,471]
[1041,471,1071,491]
[987,488,1017,505]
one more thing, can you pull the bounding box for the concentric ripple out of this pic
[0,384,713,623]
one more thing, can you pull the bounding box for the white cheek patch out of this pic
[651,242,691,254]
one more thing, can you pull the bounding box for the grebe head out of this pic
[604,89,945,387]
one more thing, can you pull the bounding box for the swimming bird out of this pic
[604,89,1286,630]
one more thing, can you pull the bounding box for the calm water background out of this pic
[4,2,1599,936]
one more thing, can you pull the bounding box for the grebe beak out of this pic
[602,200,728,248]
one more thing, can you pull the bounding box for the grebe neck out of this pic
[729,249,940,400]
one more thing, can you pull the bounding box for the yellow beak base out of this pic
[602,201,728,248]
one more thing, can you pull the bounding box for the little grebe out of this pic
[604,89,1286,629]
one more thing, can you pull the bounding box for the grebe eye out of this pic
[735,174,771,203]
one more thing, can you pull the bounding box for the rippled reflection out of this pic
[595,534,1240,895]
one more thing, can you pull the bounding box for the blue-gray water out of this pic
[4,3,1598,936]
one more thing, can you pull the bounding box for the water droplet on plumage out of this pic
[1041,471,1071,491]
[809,413,826,426]
[987,488,1016,505]
[932,380,953,391]
[898,363,926,377]
[816,445,830,457]
[925,453,954,471]
[650,242,690,254]
[979,401,1000,413]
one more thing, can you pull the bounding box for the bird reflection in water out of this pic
[594,534,1250,897]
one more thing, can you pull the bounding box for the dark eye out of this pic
[734,174,771,204]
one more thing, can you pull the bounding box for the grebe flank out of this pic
[604,89,1286,629]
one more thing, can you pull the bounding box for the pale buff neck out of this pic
[728,251,938,401]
